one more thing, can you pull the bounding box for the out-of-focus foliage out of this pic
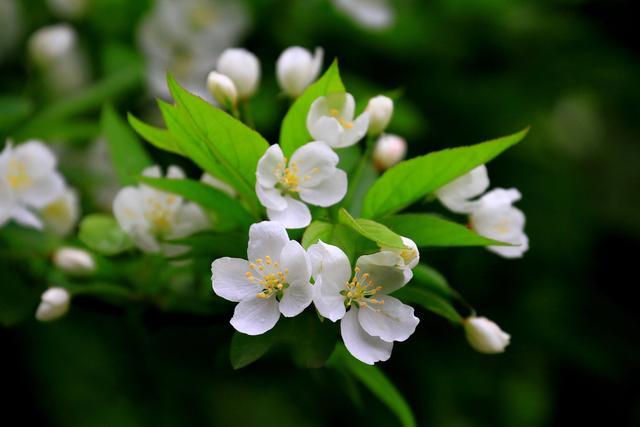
[2,0,639,426]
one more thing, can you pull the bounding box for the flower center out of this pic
[329,108,354,129]
[42,198,69,221]
[6,159,31,190]
[400,248,417,263]
[493,217,511,235]
[245,256,289,299]
[144,195,177,235]
[342,267,384,309]
[274,158,321,195]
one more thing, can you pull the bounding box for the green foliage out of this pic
[168,232,248,260]
[328,344,417,427]
[128,113,183,155]
[137,176,255,231]
[280,61,345,156]
[0,96,33,135]
[395,286,463,323]
[101,105,153,186]
[78,214,133,255]
[412,264,459,299]
[301,220,359,261]
[338,208,405,249]
[230,330,277,370]
[382,213,508,247]
[361,128,529,219]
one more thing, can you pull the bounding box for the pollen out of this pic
[247,256,289,299]
[329,108,353,129]
[6,160,31,190]
[344,268,384,308]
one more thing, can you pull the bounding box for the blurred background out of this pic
[1,0,639,426]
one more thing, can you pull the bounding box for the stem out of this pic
[241,99,255,128]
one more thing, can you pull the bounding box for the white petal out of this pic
[256,183,287,210]
[488,233,529,259]
[167,165,186,179]
[113,187,145,233]
[266,196,311,229]
[256,144,285,187]
[313,275,347,322]
[337,112,369,148]
[278,240,312,317]
[307,95,330,130]
[310,47,324,83]
[18,172,65,208]
[170,203,209,238]
[290,141,339,186]
[247,220,290,262]
[211,257,262,302]
[13,140,57,179]
[230,296,280,336]
[299,169,347,207]
[307,241,352,284]
[11,206,43,229]
[356,252,412,294]
[340,308,392,365]
[142,165,162,178]
[358,295,419,342]
[309,116,342,147]
[436,165,490,214]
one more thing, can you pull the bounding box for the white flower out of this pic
[435,165,490,214]
[308,242,418,364]
[0,140,66,229]
[380,236,419,270]
[206,70,238,108]
[53,247,95,275]
[276,46,324,97]
[464,316,510,354]
[470,188,529,258]
[138,0,248,99]
[307,93,370,148]
[40,187,79,236]
[256,142,347,229]
[113,165,210,254]
[366,95,393,135]
[36,287,70,322]
[331,0,394,30]
[373,133,406,171]
[217,48,260,99]
[201,173,236,197]
[211,221,313,335]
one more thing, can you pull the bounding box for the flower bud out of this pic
[216,48,260,99]
[366,95,394,135]
[53,247,96,275]
[207,71,238,108]
[28,24,76,66]
[36,287,70,322]
[373,134,406,171]
[464,316,511,354]
[276,46,324,97]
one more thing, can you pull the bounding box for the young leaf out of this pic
[339,208,405,249]
[382,213,508,247]
[301,220,334,249]
[78,214,133,256]
[165,75,269,213]
[101,105,153,185]
[128,112,184,155]
[138,176,255,230]
[328,344,417,427]
[230,331,278,370]
[394,286,463,323]
[280,60,345,156]
[362,128,529,219]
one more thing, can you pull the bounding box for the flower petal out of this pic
[247,220,290,262]
[278,240,312,317]
[290,141,339,186]
[256,183,287,210]
[435,165,489,214]
[256,144,285,187]
[356,252,412,294]
[230,296,280,336]
[266,196,311,229]
[358,295,419,342]
[307,241,352,284]
[13,140,57,179]
[299,169,347,207]
[11,206,43,229]
[338,111,369,148]
[341,308,393,365]
[309,116,342,147]
[211,257,262,302]
[313,275,347,322]
[18,172,65,208]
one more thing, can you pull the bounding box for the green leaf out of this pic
[285,312,337,368]
[328,344,416,427]
[128,112,184,155]
[339,208,405,249]
[394,286,463,323]
[0,96,33,133]
[382,213,508,247]
[138,176,254,230]
[168,232,247,260]
[78,214,133,256]
[101,105,153,185]
[166,75,268,212]
[362,128,529,219]
[412,264,459,299]
[301,220,334,249]
[230,330,278,370]
[301,220,359,262]
[280,60,345,156]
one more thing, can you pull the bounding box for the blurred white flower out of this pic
[216,48,260,99]
[46,0,87,19]
[0,0,22,63]
[139,0,249,99]
[366,95,394,136]
[373,133,406,171]
[201,173,236,197]
[464,316,511,354]
[206,71,238,108]
[113,165,210,255]
[331,0,394,30]
[53,247,96,275]
[436,165,490,214]
[470,188,529,258]
[307,93,370,148]
[211,221,313,335]
[256,142,347,229]
[40,187,80,236]
[276,46,324,97]
[28,24,89,95]
[36,287,70,322]
[308,241,418,364]
[0,140,66,230]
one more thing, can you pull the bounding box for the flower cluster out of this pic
[0,140,79,234]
